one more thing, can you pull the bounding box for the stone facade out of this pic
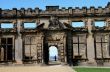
[0,2,110,66]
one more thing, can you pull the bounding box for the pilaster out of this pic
[87,19,96,66]
[15,20,23,64]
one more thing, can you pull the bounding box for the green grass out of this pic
[74,68,110,72]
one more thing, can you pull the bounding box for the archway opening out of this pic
[49,46,58,63]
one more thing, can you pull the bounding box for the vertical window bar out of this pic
[94,35,97,59]
[78,35,80,55]
[109,35,110,56]
[101,35,104,59]
[6,38,7,61]
[23,37,25,61]
[73,37,74,58]
[0,23,1,28]
[13,37,15,61]
[85,35,88,59]
[29,37,31,61]
[0,37,2,61]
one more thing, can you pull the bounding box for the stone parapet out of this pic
[0,2,110,18]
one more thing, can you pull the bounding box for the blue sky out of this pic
[1,23,13,28]
[0,0,110,9]
[49,46,58,56]
[72,21,105,27]
[24,23,36,28]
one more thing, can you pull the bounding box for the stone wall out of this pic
[0,2,110,66]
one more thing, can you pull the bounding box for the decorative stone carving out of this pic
[48,16,66,29]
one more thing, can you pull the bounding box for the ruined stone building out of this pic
[0,2,110,66]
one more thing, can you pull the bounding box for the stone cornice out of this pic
[0,2,110,18]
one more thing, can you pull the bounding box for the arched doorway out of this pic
[49,46,60,64]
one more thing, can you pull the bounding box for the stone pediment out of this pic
[48,16,67,29]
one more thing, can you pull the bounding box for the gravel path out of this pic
[0,65,75,72]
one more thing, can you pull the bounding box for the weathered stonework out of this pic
[0,2,110,66]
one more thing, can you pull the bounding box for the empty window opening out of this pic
[49,46,58,62]
[95,21,105,27]
[1,23,14,28]
[7,38,13,44]
[0,38,13,61]
[24,23,37,29]
[24,36,37,63]
[72,21,84,27]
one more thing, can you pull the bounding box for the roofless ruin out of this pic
[0,2,110,66]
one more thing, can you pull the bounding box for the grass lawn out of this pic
[74,68,110,72]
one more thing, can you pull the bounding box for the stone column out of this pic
[15,20,23,64]
[59,34,67,65]
[41,36,44,64]
[87,19,96,66]
[63,35,67,64]
[66,31,73,66]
